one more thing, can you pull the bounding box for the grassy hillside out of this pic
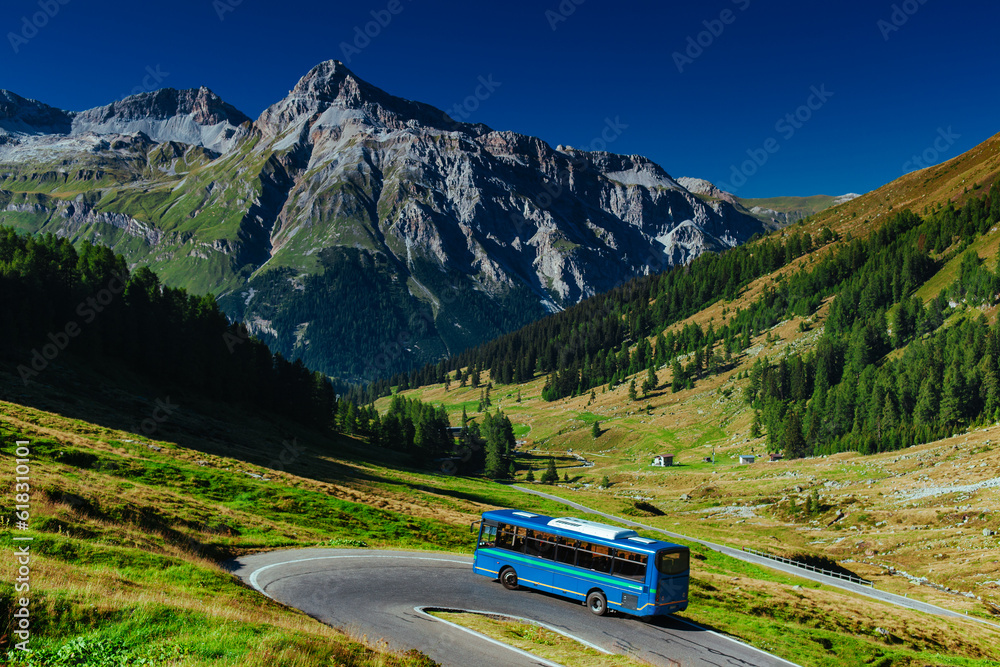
[3,358,999,666]
[800,131,1000,241]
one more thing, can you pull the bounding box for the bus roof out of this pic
[481,509,684,554]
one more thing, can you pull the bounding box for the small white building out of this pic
[739,454,756,465]
[652,454,673,467]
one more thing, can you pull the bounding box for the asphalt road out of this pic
[512,486,999,628]
[227,548,798,667]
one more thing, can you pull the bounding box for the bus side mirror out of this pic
[470,520,480,534]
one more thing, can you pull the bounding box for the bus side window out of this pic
[576,541,610,572]
[479,524,497,548]
[535,531,557,560]
[613,550,647,582]
[495,524,515,550]
[512,526,527,552]
[555,537,576,565]
[591,545,612,573]
[525,530,541,556]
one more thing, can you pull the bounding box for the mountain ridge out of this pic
[0,60,793,381]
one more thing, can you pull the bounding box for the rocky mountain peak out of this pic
[257,59,485,138]
[676,177,742,206]
[0,90,74,135]
[74,87,250,127]
[290,60,361,104]
[69,87,251,154]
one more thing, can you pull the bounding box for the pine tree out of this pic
[642,366,657,395]
[526,467,535,482]
[628,379,637,401]
[750,410,763,438]
[592,421,601,439]
[939,361,965,426]
[914,377,939,428]
[541,458,559,484]
[782,410,806,458]
[600,475,611,488]
[671,359,684,393]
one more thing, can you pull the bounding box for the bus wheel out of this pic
[586,591,607,616]
[500,567,519,590]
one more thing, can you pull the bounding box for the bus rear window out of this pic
[655,549,689,575]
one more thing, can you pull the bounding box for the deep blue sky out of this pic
[3,0,998,197]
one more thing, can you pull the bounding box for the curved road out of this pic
[227,548,798,667]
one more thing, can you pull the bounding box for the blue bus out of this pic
[473,509,689,617]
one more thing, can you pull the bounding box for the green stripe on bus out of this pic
[479,548,644,592]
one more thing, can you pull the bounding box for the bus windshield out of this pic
[655,548,690,575]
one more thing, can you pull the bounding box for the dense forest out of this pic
[354,222,837,403]
[0,229,338,429]
[340,395,516,477]
[746,188,1000,456]
[218,248,546,384]
[357,183,1000,459]
[0,228,529,475]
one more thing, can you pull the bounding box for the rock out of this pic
[680,494,691,500]
[0,60,770,383]
[985,528,994,537]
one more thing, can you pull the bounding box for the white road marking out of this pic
[416,606,612,654]
[414,607,565,667]
[246,554,469,598]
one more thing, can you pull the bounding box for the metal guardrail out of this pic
[742,547,874,588]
